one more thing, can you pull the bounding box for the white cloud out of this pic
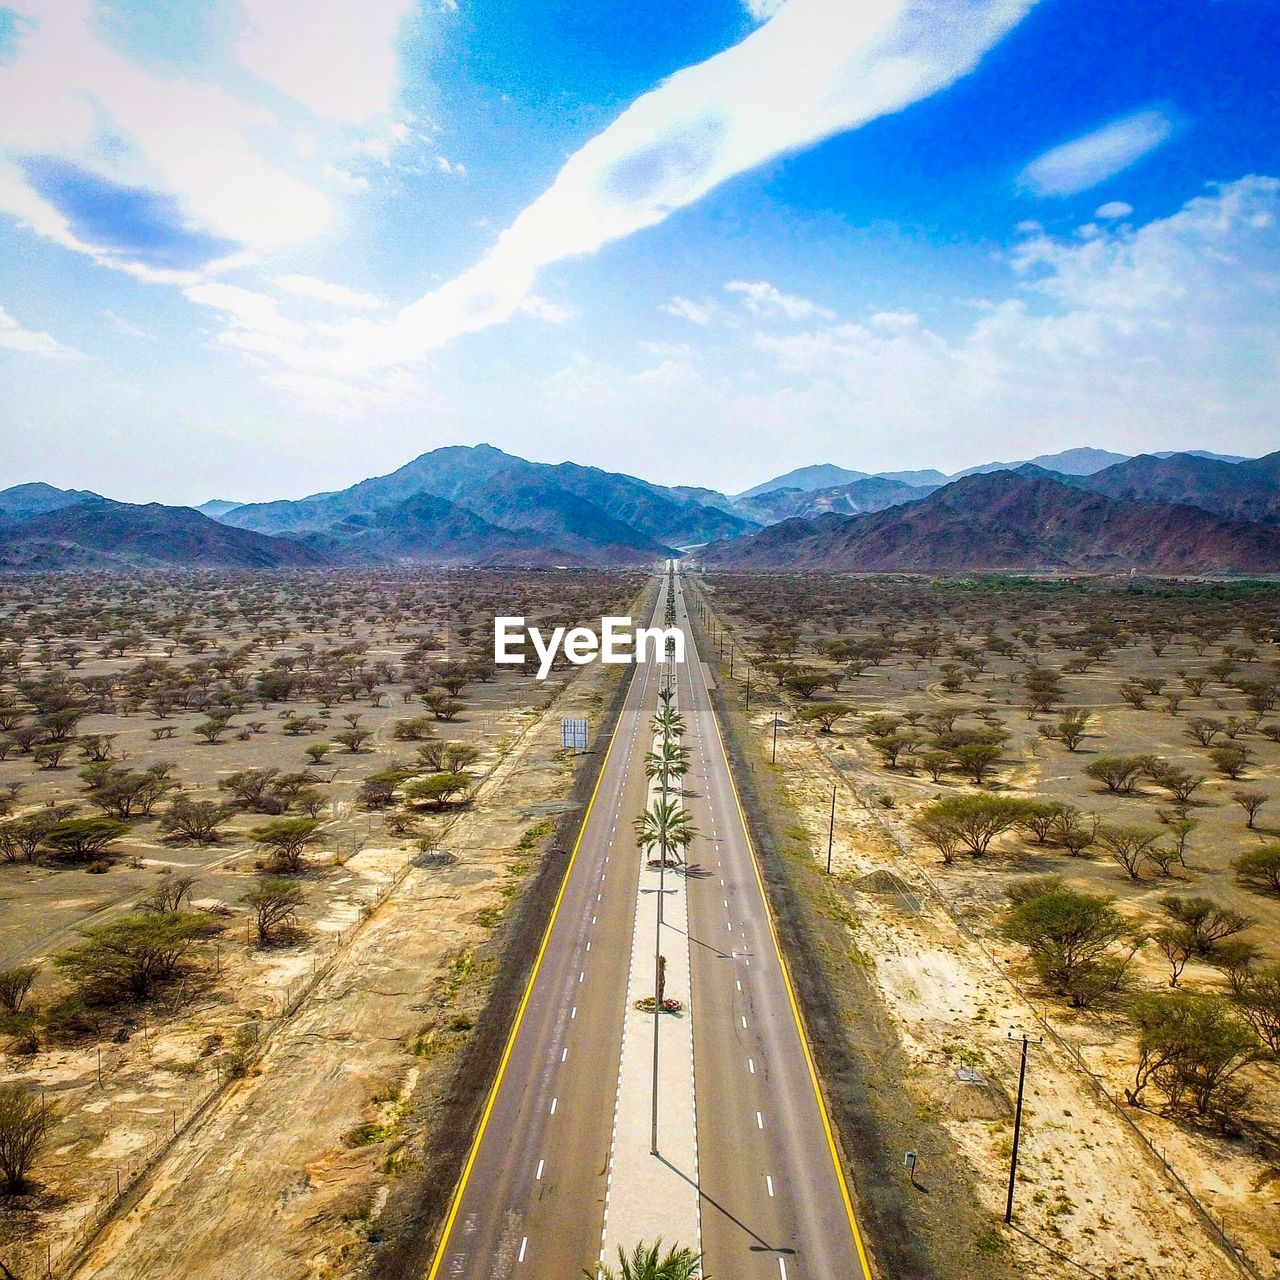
[322,164,371,193]
[434,154,467,177]
[665,297,716,325]
[0,1,335,268]
[102,310,156,340]
[1095,200,1133,220]
[218,0,1028,388]
[0,304,80,359]
[1019,110,1173,197]
[520,294,577,323]
[726,279,834,321]
[742,0,787,19]
[236,0,415,124]
[0,0,422,280]
[270,274,385,309]
[535,178,1280,483]
[163,0,1034,407]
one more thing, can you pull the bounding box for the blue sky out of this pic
[1,0,1277,503]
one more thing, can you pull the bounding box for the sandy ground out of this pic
[20,657,616,1280]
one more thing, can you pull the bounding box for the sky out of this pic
[1,0,1278,504]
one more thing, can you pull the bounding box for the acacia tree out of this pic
[1127,992,1260,1119]
[1232,791,1268,830]
[1085,755,1157,795]
[1019,801,1067,845]
[160,797,229,844]
[1228,962,1280,1056]
[796,702,855,733]
[403,772,472,810]
[1152,924,1198,987]
[0,811,71,863]
[0,1083,56,1194]
[1040,711,1091,752]
[40,817,130,863]
[911,795,1030,860]
[1096,825,1166,881]
[250,818,322,872]
[243,876,306,944]
[0,965,39,1016]
[1159,896,1252,955]
[1001,879,1135,1007]
[54,912,215,1001]
[1233,845,1280,896]
[1049,808,1100,860]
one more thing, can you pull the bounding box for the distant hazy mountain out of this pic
[737,447,1133,512]
[7,443,1274,572]
[219,443,745,561]
[196,499,244,519]
[875,468,948,487]
[734,475,932,524]
[664,485,742,516]
[703,471,1280,574]
[1153,450,1247,464]
[736,463,868,499]
[0,498,324,569]
[1074,451,1280,525]
[0,481,102,524]
[956,447,1131,477]
[297,491,604,567]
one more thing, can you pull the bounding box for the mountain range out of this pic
[702,469,1280,575]
[2,443,1278,573]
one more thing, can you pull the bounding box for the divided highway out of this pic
[427,569,871,1279]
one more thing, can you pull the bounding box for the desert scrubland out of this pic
[0,567,641,1277]
[697,571,1280,1279]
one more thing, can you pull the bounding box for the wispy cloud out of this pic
[271,275,385,309]
[187,0,1034,396]
[1094,200,1133,220]
[726,279,834,321]
[0,0,420,277]
[0,303,80,358]
[236,0,414,124]
[665,297,717,325]
[547,177,1280,484]
[742,0,787,20]
[1019,109,1174,197]
[102,310,156,340]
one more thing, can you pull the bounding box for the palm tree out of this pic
[652,708,685,739]
[644,743,690,788]
[585,1239,706,1280]
[633,799,697,866]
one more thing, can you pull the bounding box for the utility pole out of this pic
[772,711,779,764]
[1005,1032,1041,1223]
[744,666,750,710]
[827,783,836,874]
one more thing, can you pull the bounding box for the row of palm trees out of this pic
[633,693,696,864]
[595,573,706,1277]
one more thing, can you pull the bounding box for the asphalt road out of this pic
[427,570,871,1280]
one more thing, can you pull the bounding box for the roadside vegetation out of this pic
[0,566,641,1274]
[696,571,1280,1274]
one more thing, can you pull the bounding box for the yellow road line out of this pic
[424,682,630,1280]
[697,621,875,1280]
